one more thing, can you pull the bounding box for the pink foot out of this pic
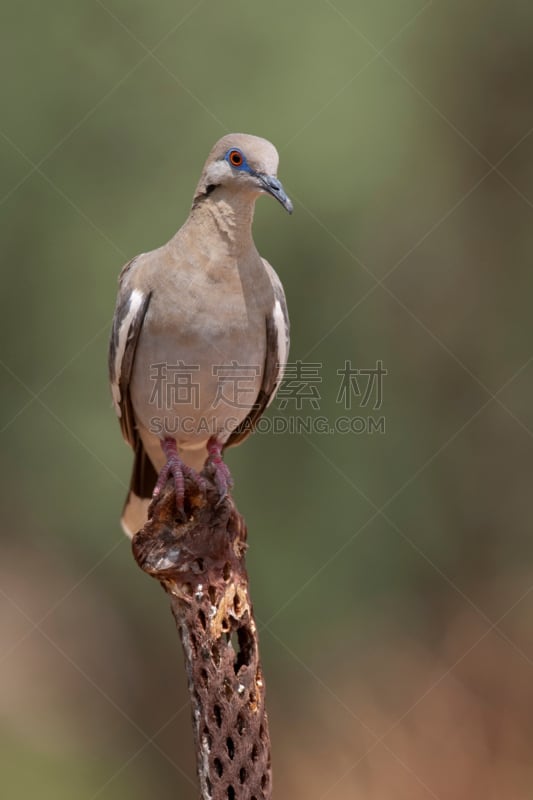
[204,436,234,504]
[153,438,206,511]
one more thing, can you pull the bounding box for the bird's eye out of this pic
[229,149,243,167]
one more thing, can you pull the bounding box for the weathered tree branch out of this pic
[132,478,272,800]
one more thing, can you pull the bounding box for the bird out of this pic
[108,133,292,536]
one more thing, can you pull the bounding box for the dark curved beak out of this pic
[256,173,293,214]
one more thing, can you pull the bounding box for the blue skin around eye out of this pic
[225,149,251,173]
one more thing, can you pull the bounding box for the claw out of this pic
[204,436,234,505]
[153,438,205,513]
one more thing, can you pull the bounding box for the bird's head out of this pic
[193,133,293,214]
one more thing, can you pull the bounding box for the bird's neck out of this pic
[187,187,257,257]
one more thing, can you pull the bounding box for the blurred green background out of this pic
[3,1,533,797]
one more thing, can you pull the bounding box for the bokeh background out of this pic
[3,1,533,797]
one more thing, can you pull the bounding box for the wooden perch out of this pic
[132,478,272,800]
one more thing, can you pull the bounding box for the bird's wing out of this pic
[261,258,290,407]
[225,259,289,449]
[108,257,152,448]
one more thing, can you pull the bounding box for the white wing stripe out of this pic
[268,298,288,407]
[111,288,145,416]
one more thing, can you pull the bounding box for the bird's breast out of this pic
[129,254,270,441]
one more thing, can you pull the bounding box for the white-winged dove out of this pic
[109,133,292,536]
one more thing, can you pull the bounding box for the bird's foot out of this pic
[153,438,207,513]
[203,436,234,507]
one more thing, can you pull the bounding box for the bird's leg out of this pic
[153,437,206,511]
[204,436,234,504]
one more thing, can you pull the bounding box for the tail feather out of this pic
[121,441,158,537]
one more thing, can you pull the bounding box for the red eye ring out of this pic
[229,149,243,167]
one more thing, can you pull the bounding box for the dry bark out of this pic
[132,478,271,800]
